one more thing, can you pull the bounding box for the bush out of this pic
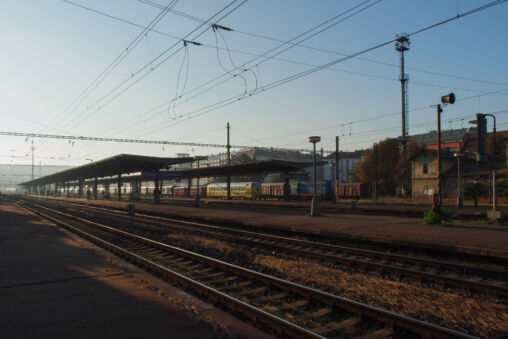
[422,206,454,225]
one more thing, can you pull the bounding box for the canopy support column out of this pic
[117,174,122,201]
[78,179,83,198]
[154,171,160,204]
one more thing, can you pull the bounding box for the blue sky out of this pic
[1,0,507,166]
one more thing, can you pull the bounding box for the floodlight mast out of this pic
[396,34,410,198]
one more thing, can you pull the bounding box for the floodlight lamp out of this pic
[441,93,455,105]
[308,136,321,144]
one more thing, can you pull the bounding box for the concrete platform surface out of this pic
[36,196,508,259]
[0,202,269,339]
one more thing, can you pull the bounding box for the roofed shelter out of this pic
[141,159,321,179]
[21,155,321,204]
[20,154,195,203]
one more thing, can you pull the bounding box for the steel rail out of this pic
[21,200,475,339]
[35,198,508,299]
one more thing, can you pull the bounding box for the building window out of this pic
[423,163,428,174]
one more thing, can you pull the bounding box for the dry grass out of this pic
[166,233,254,263]
[164,233,508,337]
[254,255,508,338]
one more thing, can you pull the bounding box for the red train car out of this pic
[337,183,368,199]
[261,183,286,199]
[173,186,206,197]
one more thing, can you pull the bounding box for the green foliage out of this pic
[497,178,508,198]
[348,163,360,183]
[462,181,487,207]
[422,206,455,225]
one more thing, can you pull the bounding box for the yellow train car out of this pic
[207,182,261,199]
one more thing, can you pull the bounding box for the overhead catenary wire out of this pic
[213,26,249,96]
[36,1,245,156]
[63,0,246,134]
[5,108,506,164]
[89,0,381,140]
[140,0,508,88]
[137,0,508,137]
[0,131,311,152]
[32,0,507,162]
[76,0,508,94]
[128,0,384,137]
[36,0,180,154]
[169,42,190,119]
[91,43,508,139]
[73,0,381,141]
[63,0,508,146]
[54,0,180,129]
[83,1,508,143]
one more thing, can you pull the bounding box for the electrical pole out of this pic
[335,136,339,202]
[436,93,455,207]
[31,140,34,181]
[436,104,442,207]
[396,34,410,198]
[373,143,377,201]
[226,122,231,200]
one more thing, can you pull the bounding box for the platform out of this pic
[0,202,268,338]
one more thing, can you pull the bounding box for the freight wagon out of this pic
[261,182,310,200]
[173,186,207,197]
[337,183,368,199]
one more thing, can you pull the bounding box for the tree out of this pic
[348,163,360,183]
[487,133,506,165]
[358,138,400,195]
[496,178,508,198]
[462,181,487,207]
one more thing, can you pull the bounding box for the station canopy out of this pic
[141,159,323,180]
[20,154,195,186]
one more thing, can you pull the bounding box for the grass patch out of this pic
[422,206,455,225]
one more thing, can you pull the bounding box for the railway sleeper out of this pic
[355,327,393,339]
[230,286,269,298]
[254,291,288,303]
[168,260,195,268]
[294,307,332,321]
[220,280,252,292]
[185,263,205,271]
[206,275,238,286]
[279,299,308,311]
[193,270,224,281]
[325,317,362,336]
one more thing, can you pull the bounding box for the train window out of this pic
[423,163,428,174]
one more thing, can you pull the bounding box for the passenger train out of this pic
[207,182,261,199]
[57,181,368,200]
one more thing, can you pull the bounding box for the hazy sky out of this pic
[1,0,507,166]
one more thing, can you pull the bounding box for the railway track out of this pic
[19,199,475,338]
[25,197,508,301]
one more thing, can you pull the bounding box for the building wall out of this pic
[411,154,456,199]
